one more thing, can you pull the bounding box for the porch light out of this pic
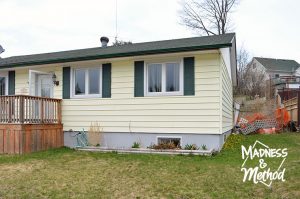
[52,73,59,86]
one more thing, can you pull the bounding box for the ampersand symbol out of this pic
[259,159,267,169]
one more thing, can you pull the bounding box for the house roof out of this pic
[0,33,235,68]
[254,57,300,72]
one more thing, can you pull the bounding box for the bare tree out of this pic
[244,68,267,98]
[180,0,239,35]
[234,46,267,98]
[234,45,250,95]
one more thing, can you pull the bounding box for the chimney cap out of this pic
[100,36,109,43]
[100,36,109,47]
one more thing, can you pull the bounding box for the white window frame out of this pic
[0,71,8,96]
[71,66,102,98]
[144,59,184,96]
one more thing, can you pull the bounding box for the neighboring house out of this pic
[249,57,300,79]
[248,57,300,97]
[0,33,236,151]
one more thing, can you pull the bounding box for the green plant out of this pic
[201,144,207,150]
[132,142,140,148]
[222,134,245,150]
[184,144,199,150]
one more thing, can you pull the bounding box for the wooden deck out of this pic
[0,95,63,154]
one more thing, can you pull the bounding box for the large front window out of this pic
[73,67,102,97]
[146,61,183,96]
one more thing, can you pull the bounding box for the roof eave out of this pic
[0,43,232,69]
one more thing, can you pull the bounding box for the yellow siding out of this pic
[62,53,221,134]
[221,57,233,132]
[13,52,223,134]
[15,68,29,95]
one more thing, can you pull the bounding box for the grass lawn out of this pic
[0,133,299,199]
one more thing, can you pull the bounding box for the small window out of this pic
[146,61,183,96]
[0,73,8,96]
[72,67,102,98]
[157,137,181,148]
[253,63,256,69]
[275,74,280,78]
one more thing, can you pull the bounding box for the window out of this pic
[166,63,180,92]
[72,67,102,97]
[157,137,182,148]
[275,74,280,78]
[148,64,162,92]
[75,69,86,95]
[253,63,256,69]
[0,73,8,96]
[145,61,183,96]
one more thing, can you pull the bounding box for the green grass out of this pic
[0,133,299,199]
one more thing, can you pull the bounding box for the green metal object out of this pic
[74,129,89,148]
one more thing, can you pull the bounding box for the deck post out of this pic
[19,96,24,124]
[41,99,44,123]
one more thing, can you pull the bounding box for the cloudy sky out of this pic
[0,0,299,63]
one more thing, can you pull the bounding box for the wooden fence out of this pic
[0,95,62,124]
[0,124,63,154]
[0,95,63,154]
[283,97,298,124]
[279,89,300,126]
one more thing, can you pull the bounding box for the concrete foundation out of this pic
[64,130,232,151]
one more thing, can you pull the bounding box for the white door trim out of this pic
[29,70,53,97]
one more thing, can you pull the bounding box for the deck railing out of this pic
[0,95,62,124]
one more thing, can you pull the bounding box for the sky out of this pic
[0,0,299,63]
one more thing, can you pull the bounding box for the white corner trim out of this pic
[220,48,232,80]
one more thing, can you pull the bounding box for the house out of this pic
[249,57,300,78]
[0,33,236,152]
[249,57,300,88]
[247,57,300,99]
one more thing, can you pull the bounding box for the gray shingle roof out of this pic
[0,33,235,68]
[254,57,300,72]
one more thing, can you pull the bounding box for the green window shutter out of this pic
[102,63,111,98]
[184,57,195,96]
[134,61,144,97]
[62,67,71,99]
[8,71,15,95]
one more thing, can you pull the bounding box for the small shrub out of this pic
[222,133,245,150]
[132,142,140,148]
[149,142,181,150]
[201,144,207,150]
[184,144,199,150]
[88,122,103,146]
